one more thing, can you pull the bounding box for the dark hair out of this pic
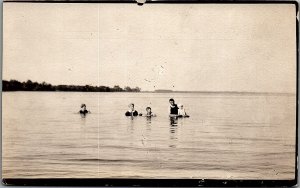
[146,107,151,110]
[169,98,175,102]
[129,103,134,107]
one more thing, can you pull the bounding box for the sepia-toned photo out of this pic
[2,2,297,185]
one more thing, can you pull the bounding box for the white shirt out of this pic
[178,108,186,116]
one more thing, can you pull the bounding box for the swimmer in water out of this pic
[79,104,89,114]
[177,104,189,117]
[168,98,179,117]
[125,103,139,116]
[140,107,156,117]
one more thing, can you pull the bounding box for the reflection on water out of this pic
[170,117,178,126]
[2,92,296,179]
[145,117,152,131]
[80,114,87,126]
[169,120,178,148]
[80,113,87,118]
[146,117,152,124]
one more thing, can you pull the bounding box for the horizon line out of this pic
[2,79,296,95]
[144,90,296,95]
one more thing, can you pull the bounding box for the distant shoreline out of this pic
[154,91,295,95]
[2,79,295,96]
[146,89,295,95]
[2,79,141,92]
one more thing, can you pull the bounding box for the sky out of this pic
[3,3,297,92]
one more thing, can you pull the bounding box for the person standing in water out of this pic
[125,103,139,116]
[168,98,179,116]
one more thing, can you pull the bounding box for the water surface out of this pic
[2,92,296,179]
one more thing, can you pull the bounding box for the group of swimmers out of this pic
[125,103,156,117]
[79,98,189,118]
[125,98,189,118]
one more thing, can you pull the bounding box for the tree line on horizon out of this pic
[2,80,141,92]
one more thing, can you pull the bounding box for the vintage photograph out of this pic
[2,2,297,183]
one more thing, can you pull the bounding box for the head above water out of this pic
[128,103,135,110]
[169,98,175,105]
[146,107,152,113]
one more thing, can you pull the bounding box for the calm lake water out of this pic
[2,92,296,179]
